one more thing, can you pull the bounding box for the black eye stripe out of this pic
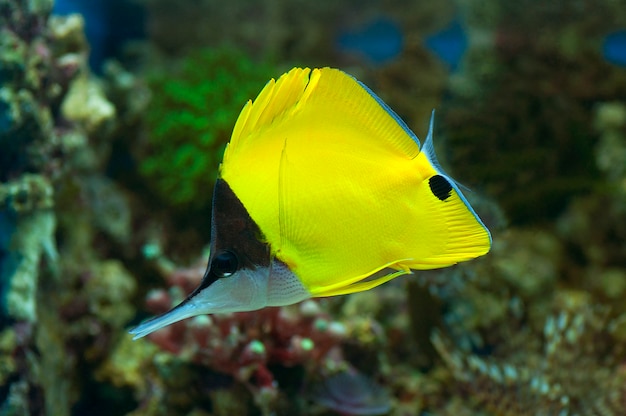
[211,250,239,278]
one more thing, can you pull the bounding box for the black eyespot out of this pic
[429,175,453,201]
[211,250,239,278]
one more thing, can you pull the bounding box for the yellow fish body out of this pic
[131,67,491,339]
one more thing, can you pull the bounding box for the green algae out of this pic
[139,47,274,209]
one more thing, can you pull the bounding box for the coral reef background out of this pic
[1,0,626,415]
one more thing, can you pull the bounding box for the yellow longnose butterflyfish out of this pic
[130,67,491,339]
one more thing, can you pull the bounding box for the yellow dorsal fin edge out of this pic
[224,68,316,165]
[224,67,424,168]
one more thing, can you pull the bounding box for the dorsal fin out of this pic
[224,68,313,166]
[223,67,423,167]
[422,110,439,168]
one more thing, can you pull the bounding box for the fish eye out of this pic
[211,250,239,278]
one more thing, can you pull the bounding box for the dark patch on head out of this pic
[190,179,270,296]
[429,175,453,201]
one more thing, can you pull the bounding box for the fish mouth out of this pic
[129,300,201,340]
[129,268,266,340]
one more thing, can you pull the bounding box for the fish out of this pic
[130,67,491,339]
[309,367,391,416]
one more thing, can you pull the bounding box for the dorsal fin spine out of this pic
[423,110,471,193]
[423,110,441,169]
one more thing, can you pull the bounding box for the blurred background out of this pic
[1,0,626,415]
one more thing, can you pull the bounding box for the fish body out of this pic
[130,67,490,339]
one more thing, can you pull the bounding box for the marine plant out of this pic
[433,297,626,415]
[139,47,275,209]
[118,253,348,415]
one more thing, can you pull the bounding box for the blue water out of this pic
[336,17,404,65]
[0,96,12,135]
[425,19,468,70]
[53,0,145,72]
[602,30,626,67]
[336,16,469,70]
[0,212,17,318]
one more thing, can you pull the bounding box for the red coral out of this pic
[144,256,346,398]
